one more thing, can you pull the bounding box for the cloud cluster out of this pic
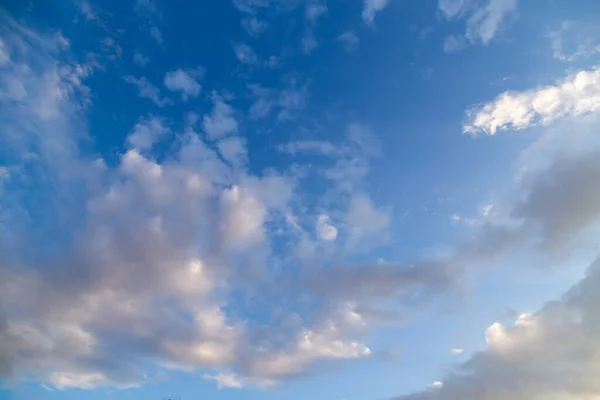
[0,16,436,391]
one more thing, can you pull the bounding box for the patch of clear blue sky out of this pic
[1,0,599,399]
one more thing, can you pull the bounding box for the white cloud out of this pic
[465,0,517,45]
[220,185,267,247]
[234,43,259,65]
[203,93,238,139]
[480,203,494,217]
[450,348,464,355]
[301,33,318,55]
[0,13,485,393]
[346,193,390,237]
[450,214,461,222]
[362,0,391,24]
[133,51,149,66]
[241,17,267,37]
[164,68,202,100]
[443,34,466,53]
[243,321,371,387]
[438,0,471,19]
[127,115,169,150]
[464,67,600,135]
[316,215,338,241]
[217,136,247,167]
[337,31,360,53]
[277,140,338,156]
[203,372,243,389]
[428,381,443,390]
[439,0,517,50]
[0,38,9,65]
[123,75,172,107]
[77,0,96,21]
[306,2,328,24]
[277,76,310,121]
[247,79,310,121]
[548,21,600,62]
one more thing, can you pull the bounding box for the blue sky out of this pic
[1,0,600,399]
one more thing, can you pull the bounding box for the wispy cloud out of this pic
[337,31,360,53]
[123,75,173,106]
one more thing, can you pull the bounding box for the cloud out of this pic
[450,348,464,355]
[127,115,169,150]
[337,31,360,53]
[77,0,96,22]
[393,257,600,400]
[439,0,517,50]
[247,77,309,121]
[548,20,600,62]
[133,51,149,66]
[233,43,259,65]
[277,76,310,120]
[277,140,338,156]
[203,373,243,389]
[164,68,203,100]
[362,0,391,24]
[306,2,328,24]
[345,193,390,238]
[241,17,268,37]
[464,67,600,135]
[438,0,471,19]
[301,33,318,54]
[134,0,164,45]
[428,381,443,390]
[465,0,517,45]
[123,75,173,107]
[316,215,338,241]
[203,93,238,139]
[443,34,466,53]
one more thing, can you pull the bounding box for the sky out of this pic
[1,0,600,399]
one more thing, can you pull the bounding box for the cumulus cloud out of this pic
[164,68,203,100]
[464,67,600,135]
[0,19,400,391]
[393,258,600,400]
[362,0,391,24]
